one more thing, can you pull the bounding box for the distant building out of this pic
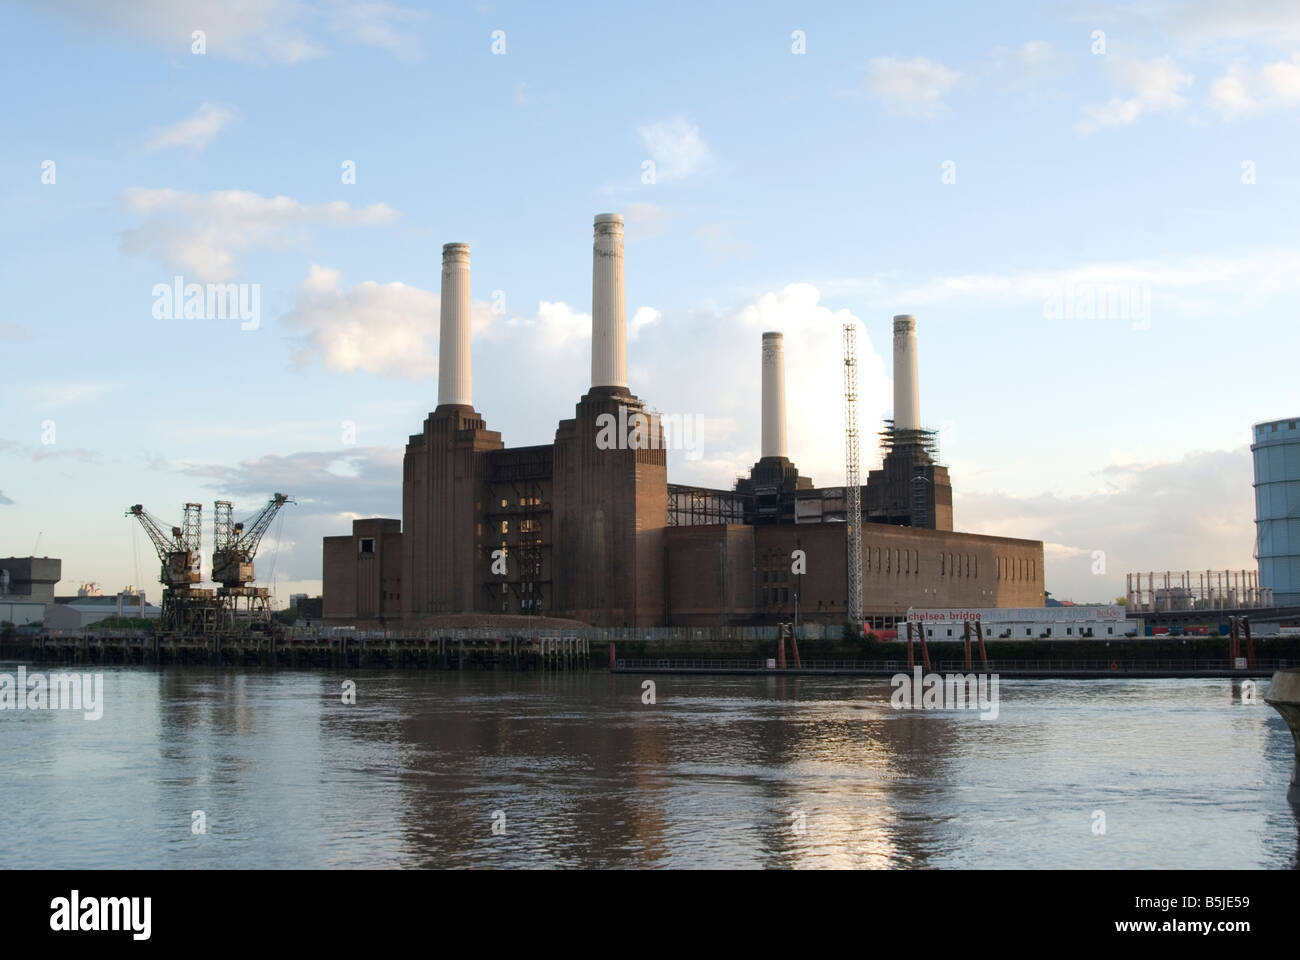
[289,593,308,609]
[1254,417,1300,606]
[44,591,159,633]
[0,556,62,603]
[909,605,1138,640]
[0,600,45,627]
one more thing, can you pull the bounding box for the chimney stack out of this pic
[761,332,788,459]
[892,314,920,431]
[591,213,628,389]
[437,242,472,407]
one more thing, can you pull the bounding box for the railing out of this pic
[613,658,1289,672]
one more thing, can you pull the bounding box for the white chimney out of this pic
[761,332,788,459]
[892,314,920,431]
[437,242,472,407]
[591,213,627,389]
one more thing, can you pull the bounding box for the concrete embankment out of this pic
[1265,669,1300,805]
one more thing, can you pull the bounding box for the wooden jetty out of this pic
[3,631,592,671]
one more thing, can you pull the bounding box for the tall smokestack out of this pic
[892,314,920,431]
[761,332,788,459]
[591,213,627,389]
[438,242,472,407]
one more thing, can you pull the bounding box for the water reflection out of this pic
[0,666,1294,868]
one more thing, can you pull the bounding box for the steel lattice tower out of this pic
[843,323,862,626]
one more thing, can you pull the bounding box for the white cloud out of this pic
[864,56,961,116]
[1210,65,1258,117]
[864,247,1300,315]
[34,0,424,62]
[285,265,439,379]
[1260,52,1300,99]
[1100,0,1300,55]
[959,447,1255,603]
[694,222,756,260]
[1077,56,1194,132]
[144,103,235,152]
[32,382,112,409]
[636,117,713,182]
[504,300,590,345]
[647,284,890,489]
[285,266,596,380]
[325,0,424,57]
[988,41,1070,89]
[1211,53,1300,117]
[120,188,397,283]
[622,202,674,239]
[629,306,660,340]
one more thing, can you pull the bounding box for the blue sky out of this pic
[2,0,1297,604]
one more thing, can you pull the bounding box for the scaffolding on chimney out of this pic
[876,420,941,466]
[843,323,862,626]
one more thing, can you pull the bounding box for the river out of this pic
[1,666,1295,868]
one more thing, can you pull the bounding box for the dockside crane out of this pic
[212,493,293,626]
[125,502,213,633]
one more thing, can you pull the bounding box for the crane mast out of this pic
[844,323,863,628]
[125,502,211,632]
[212,493,293,627]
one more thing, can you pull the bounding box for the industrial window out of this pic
[946,628,952,637]
[1067,628,1072,635]
[1026,629,1031,636]
[476,523,482,537]
[520,518,539,534]
[500,521,509,534]
[359,538,374,554]
[501,498,508,508]
[1108,627,1114,635]
[941,553,945,576]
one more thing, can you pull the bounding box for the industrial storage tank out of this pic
[1252,417,1300,605]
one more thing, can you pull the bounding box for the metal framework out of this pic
[212,493,293,627]
[125,502,208,632]
[484,448,552,614]
[876,420,940,465]
[843,323,862,626]
[1125,570,1271,613]
[666,484,746,526]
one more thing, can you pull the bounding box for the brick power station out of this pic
[323,214,1045,628]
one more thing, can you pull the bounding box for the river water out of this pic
[1,666,1295,869]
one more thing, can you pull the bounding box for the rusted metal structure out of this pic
[212,493,293,628]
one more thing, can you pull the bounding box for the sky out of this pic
[1,0,1297,606]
